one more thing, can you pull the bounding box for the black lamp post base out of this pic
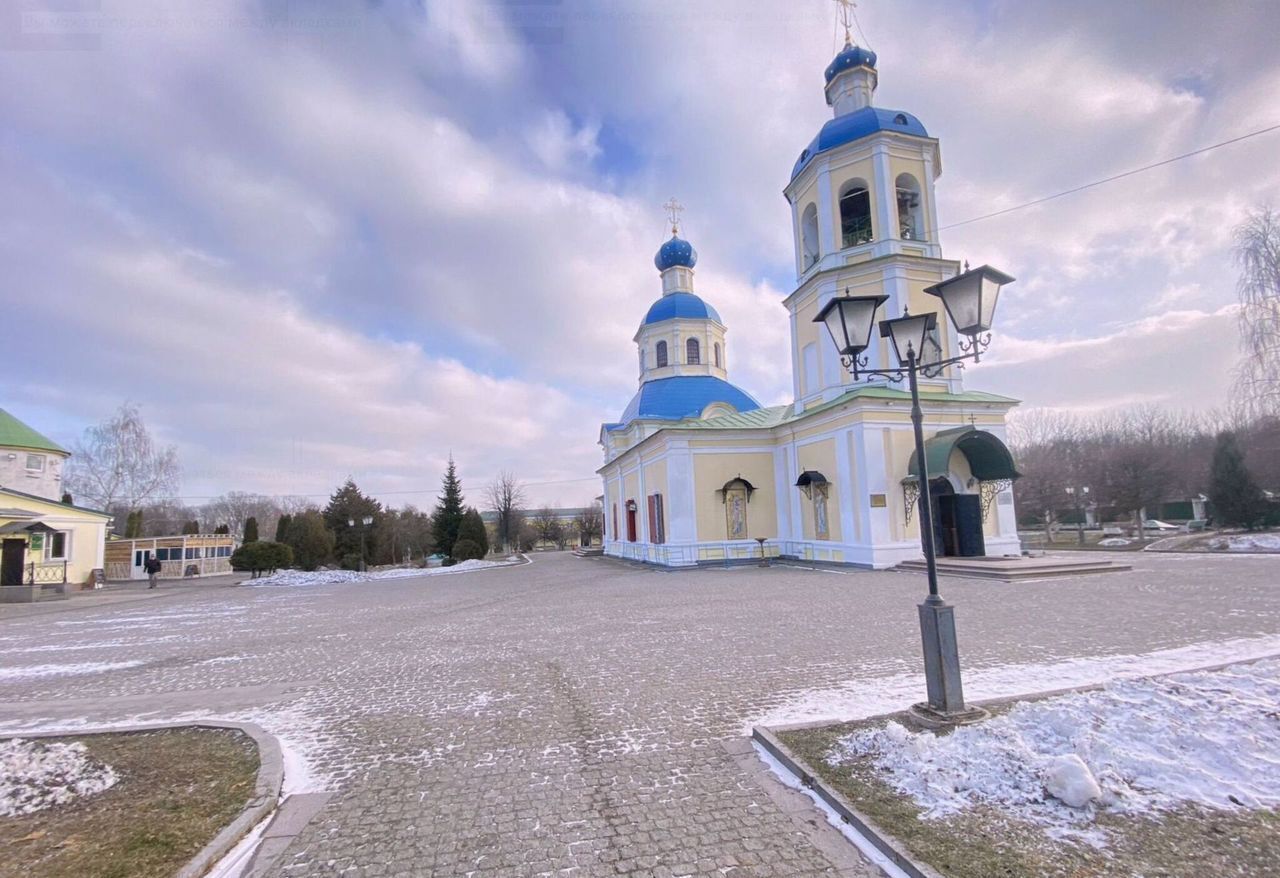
[918,596,974,715]
[908,701,989,728]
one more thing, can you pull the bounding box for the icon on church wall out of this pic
[813,484,830,540]
[726,489,748,541]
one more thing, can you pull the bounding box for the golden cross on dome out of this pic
[663,197,685,235]
[834,0,856,44]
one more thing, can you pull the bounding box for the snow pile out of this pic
[828,658,1280,843]
[0,738,118,816]
[1209,533,1280,552]
[1097,538,1131,547]
[250,558,507,587]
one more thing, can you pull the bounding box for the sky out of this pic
[2,0,1278,509]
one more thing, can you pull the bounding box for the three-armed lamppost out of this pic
[815,264,1015,723]
[347,514,374,572]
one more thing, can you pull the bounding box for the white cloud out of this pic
[0,0,1273,508]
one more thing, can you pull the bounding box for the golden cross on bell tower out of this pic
[834,0,856,45]
[663,197,685,236]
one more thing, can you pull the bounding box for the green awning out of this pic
[906,426,1021,481]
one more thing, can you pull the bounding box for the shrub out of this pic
[339,553,363,571]
[451,539,484,562]
[230,541,293,577]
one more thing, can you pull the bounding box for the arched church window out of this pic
[656,340,668,368]
[714,342,722,368]
[686,337,700,365]
[801,203,820,269]
[895,174,924,241]
[839,180,873,248]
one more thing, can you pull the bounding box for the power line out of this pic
[165,475,601,503]
[938,123,1280,232]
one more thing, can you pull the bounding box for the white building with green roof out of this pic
[0,407,70,502]
[0,409,111,596]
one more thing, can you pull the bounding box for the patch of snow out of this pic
[0,661,144,681]
[1097,538,1131,547]
[0,738,118,816]
[748,633,1280,733]
[248,558,509,587]
[827,658,1280,845]
[1209,533,1280,552]
[1041,753,1101,808]
[205,809,273,878]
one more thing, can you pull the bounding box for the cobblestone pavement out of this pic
[2,552,1278,877]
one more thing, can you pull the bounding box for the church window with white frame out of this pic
[655,340,668,368]
[686,337,700,365]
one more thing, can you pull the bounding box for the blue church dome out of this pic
[617,376,761,426]
[655,235,698,271]
[825,43,877,83]
[791,106,928,180]
[642,292,721,326]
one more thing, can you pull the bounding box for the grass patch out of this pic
[777,718,1280,878]
[0,727,260,878]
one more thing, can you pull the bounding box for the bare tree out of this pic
[65,402,180,511]
[531,506,563,549]
[1233,205,1280,418]
[575,501,604,547]
[202,492,279,539]
[484,471,527,553]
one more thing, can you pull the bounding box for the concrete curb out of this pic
[751,726,945,878]
[14,720,284,878]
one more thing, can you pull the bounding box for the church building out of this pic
[598,35,1022,569]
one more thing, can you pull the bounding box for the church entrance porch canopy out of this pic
[906,426,1021,482]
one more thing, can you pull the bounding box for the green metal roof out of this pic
[0,408,68,455]
[0,486,111,518]
[906,426,1021,481]
[674,385,1018,431]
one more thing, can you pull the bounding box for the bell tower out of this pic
[782,7,962,409]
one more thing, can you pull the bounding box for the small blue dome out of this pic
[642,292,721,326]
[825,43,877,83]
[655,235,697,271]
[791,106,928,180]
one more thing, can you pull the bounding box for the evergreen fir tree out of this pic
[432,456,465,559]
[1209,431,1266,528]
[214,524,230,535]
[274,514,292,544]
[458,507,490,557]
[182,520,200,535]
[285,511,336,571]
[243,516,259,543]
[323,478,383,564]
[125,510,143,538]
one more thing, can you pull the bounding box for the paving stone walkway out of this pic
[1,551,1277,877]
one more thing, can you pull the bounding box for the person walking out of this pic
[144,554,162,589]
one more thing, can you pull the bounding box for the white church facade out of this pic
[598,38,1022,569]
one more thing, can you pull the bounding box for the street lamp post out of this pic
[815,264,1015,724]
[1065,485,1090,546]
[346,515,375,572]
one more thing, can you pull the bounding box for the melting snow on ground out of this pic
[0,660,144,681]
[1209,533,1280,552]
[248,558,514,587]
[828,658,1280,846]
[0,738,118,816]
